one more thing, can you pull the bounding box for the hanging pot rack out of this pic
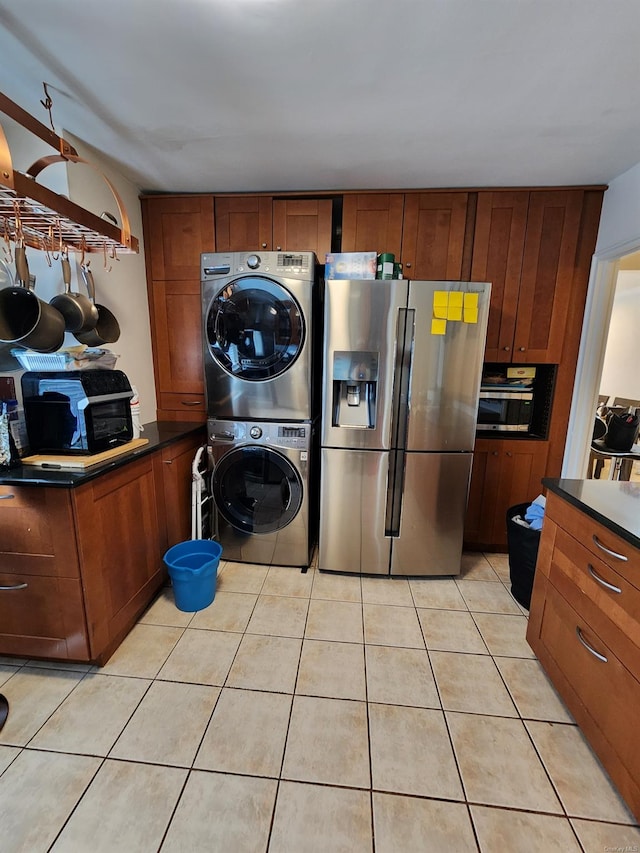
[0,90,139,255]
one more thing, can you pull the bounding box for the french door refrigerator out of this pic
[318,278,490,576]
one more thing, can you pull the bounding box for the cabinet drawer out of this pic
[0,573,89,660]
[158,392,206,413]
[549,527,640,668]
[0,486,80,578]
[547,493,640,583]
[539,582,640,785]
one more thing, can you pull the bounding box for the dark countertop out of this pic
[0,421,206,488]
[544,477,640,551]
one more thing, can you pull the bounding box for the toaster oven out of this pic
[22,369,134,454]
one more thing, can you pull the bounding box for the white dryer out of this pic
[201,251,318,421]
[208,418,317,568]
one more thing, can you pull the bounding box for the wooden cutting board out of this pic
[22,438,149,469]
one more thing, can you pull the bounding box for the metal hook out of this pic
[40,82,55,133]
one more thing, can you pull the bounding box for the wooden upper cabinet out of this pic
[144,196,215,280]
[471,191,529,362]
[151,279,205,417]
[514,190,584,363]
[272,199,333,258]
[402,192,469,280]
[341,194,404,257]
[214,196,273,251]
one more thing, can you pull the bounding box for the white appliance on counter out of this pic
[319,278,491,577]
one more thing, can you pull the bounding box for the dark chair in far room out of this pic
[589,398,640,480]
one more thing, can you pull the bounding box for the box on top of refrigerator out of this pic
[325,252,377,280]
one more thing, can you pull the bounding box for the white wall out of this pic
[563,163,640,476]
[596,162,640,254]
[0,117,157,424]
[599,271,640,402]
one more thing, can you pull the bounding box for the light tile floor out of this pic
[1,551,639,852]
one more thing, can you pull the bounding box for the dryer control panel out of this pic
[201,251,315,280]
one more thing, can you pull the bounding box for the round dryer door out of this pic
[205,277,304,381]
[213,445,303,534]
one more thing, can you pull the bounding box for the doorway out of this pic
[563,241,640,478]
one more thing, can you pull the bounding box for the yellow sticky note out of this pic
[448,291,463,321]
[431,318,447,335]
[463,292,479,324]
[433,291,448,319]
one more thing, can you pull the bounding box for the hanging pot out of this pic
[0,246,65,352]
[74,265,120,346]
[49,252,99,333]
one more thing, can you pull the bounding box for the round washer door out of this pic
[213,445,303,534]
[205,277,304,381]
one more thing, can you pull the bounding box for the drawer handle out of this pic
[592,534,628,562]
[576,626,608,663]
[0,493,15,500]
[181,401,202,407]
[587,563,622,594]
[0,582,28,591]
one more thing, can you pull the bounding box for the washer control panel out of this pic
[208,419,311,450]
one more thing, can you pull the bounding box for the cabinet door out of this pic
[272,199,333,258]
[73,456,165,662]
[471,192,529,362]
[402,192,469,280]
[464,439,549,550]
[341,193,404,257]
[149,279,206,420]
[214,196,273,251]
[464,438,503,546]
[161,432,206,548]
[143,196,215,280]
[514,190,584,363]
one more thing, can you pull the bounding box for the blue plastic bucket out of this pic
[163,540,223,612]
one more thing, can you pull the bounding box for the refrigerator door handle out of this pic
[385,308,414,537]
[388,308,414,450]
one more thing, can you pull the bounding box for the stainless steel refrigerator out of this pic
[318,278,491,576]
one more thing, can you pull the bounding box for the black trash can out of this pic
[506,502,541,610]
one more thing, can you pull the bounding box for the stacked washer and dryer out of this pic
[201,251,320,568]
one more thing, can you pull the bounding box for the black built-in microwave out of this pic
[22,370,134,454]
[477,389,534,432]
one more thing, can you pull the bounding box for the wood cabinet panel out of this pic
[0,574,88,659]
[143,196,215,280]
[160,432,206,548]
[402,192,469,280]
[0,486,79,577]
[150,279,205,407]
[72,456,165,661]
[272,199,333,258]
[527,492,640,820]
[464,438,548,550]
[515,190,584,362]
[471,192,528,362]
[214,196,272,251]
[341,194,404,257]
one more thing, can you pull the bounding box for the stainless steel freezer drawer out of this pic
[390,451,472,576]
[319,447,391,575]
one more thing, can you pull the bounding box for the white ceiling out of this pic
[0,0,639,195]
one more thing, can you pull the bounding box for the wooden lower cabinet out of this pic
[0,431,203,665]
[464,438,549,551]
[527,491,640,820]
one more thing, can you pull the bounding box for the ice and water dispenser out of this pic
[331,351,379,429]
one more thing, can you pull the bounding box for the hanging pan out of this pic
[0,245,65,352]
[74,264,120,346]
[50,250,99,333]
